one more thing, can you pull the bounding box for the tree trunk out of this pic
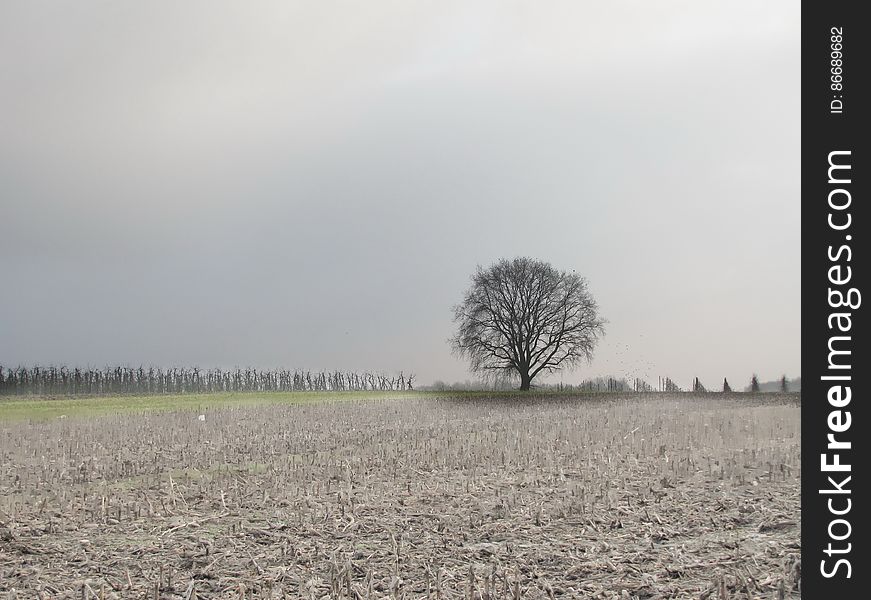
[519,371,532,391]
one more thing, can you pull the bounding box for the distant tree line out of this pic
[430,376,641,393]
[0,366,415,396]
[427,374,798,394]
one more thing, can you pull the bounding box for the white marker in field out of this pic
[198,414,206,422]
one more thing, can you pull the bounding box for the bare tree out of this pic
[451,257,606,391]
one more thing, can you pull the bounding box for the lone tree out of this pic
[451,257,606,391]
[750,374,760,392]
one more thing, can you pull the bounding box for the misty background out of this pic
[0,1,800,388]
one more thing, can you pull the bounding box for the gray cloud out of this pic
[0,1,800,387]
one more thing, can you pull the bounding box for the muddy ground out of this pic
[0,393,800,599]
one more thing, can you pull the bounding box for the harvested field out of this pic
[0,393,800,599]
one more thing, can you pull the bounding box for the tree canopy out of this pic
[451,257,606,390]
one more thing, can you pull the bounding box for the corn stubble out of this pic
[0,394,800,599]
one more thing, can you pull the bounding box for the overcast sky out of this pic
[1,1,800,388]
